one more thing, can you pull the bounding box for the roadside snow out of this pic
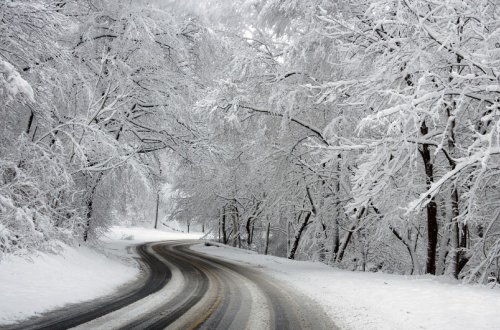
[0,244,138,325]
[192,243,500,330]
[0,226,201,325]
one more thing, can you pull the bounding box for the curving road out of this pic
[4,241,336,330]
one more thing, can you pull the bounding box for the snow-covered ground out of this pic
[192,243,500,330]
[2,225,497,329]
[0,225,201,325]
[0,243,137,325]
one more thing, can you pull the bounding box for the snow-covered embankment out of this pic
[192,243,500,330]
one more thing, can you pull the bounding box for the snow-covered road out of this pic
[4,241,334,330]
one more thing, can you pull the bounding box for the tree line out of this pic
[171,0,500,283]
[0,0,203,255]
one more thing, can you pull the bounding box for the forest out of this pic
[1,0,499,284]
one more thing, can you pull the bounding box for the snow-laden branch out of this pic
[237,104,329,145]
[0,60,35,102]
[406,148,500,213]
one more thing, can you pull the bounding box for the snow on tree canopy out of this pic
[0,60,35,103]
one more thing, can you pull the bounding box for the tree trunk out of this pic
[437,216,451,275]
[82,101,127,241]
[222,206,227,244]
[336,223,354,263]
[420,121,438,275]
[26,110,34,134]
[456,223,469,275]
[154,192,160,229]
[330,217,340,264]
[335,207,365,263]
[288,211,311,260]
[218,210,221,243]
[288,187,316,259]
[231,203,241,248]
[246,201,261,246]
[446,42,471,277]
[448,188,460,277]
[390,226,420,274]
[330,162,341,263]
[82,173,104,242]
[246,217,253,246]
[249,222,254,246]
[83,197,93,242]
[264,221,271,255]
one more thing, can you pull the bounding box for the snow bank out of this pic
[192,243,500,330]
[0,226,202,325]
[0,244,138,325]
